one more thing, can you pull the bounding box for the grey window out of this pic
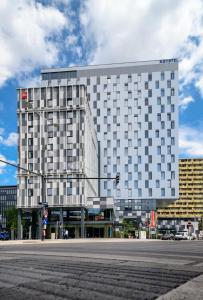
[171,137,175,145]
[157,163,161,171]
[138,189,142,197]
[167,96,171,105]
[155,81,159,89]
[161,105,165,113]
[161,137,165,145]
[47,188,52,196]
[145,98,148,105]
[161,188,165,197]
[134,164,138,172]
[171,88,175,96]
[148,73,152,81]
[145,82,148,89]
[145,147,148,155]
[171,72,175,80]
[171,188,175,196]
[156,180,160,188]
[134,181,138,188]
[171,121,175,129]
[167,113,171,121]
[157,146,161,155]
[145,114,148,122]
[161,72,165,80]
[157,113,161,121]
[161,172,165,180]
[148,89,152,97]
[148,155,152,163]
[161,89,165,97]
[148,106,152,113]
[157,97,161,105]
[161,121,165,129]
[161,155,165,163]
[171,104,175,112]
[148,138,152,146]
[148,122,152,130]
[145,180,149,188]
[149,188,152,197]
[155,130,159,138]
[167,80,171,88]
[145,130,148,138]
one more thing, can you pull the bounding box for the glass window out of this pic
[161,72,165,80]
[155,81,159,89]
[161,188,165,197]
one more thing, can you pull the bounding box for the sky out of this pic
[0,0,203,185]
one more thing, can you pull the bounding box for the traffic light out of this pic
[116,173,120,185]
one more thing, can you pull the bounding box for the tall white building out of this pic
[17,84,98,210]
[34,59,178,224]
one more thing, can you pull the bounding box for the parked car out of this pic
[174,233,187,240]
[161,234,174,240]
[0,231,9,240]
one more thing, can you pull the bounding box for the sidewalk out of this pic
[0,238,160,245]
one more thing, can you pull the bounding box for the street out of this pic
[0,239,203,299]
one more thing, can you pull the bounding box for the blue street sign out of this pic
[43,219,48,225]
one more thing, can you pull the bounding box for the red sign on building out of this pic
[150,210,156,228]
[21,90,27,100]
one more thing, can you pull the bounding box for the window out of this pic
[104,84,107,92]
[124,99,128,107]
[138,156,141,164]
[113,84,117,92]
[145,82,148,89]
[138,189,142,197]
[161,89,165,97]
[167,80,171,88]
[171,72,175,80]
[47,188,52,196]
[167,129,171,137]
[171,171,175,179]
[171,188,175,196]
[125,164,128,172]
[167,163,171,171]
[104,100,107,108]
[28,151,33,159]
[134,164,138,172]
[113,99,117,108]
[171,121,175,129]
[156,180,160,188]
[145,180,149,188]
[171,104,175,112]
[128,92,132,99]
[128,156,132,164]
[134,181,138,188]
[149,188,152,197]
[157,113,161,121]
[148,106,152,114]
[161,155,165,163]
[128,172,132,180]
[113,132,117,140]
[128,139,132,147]
[128,189,132,197]
[157,146,161,155]
[116,189,121,197]
[161,171,165,180]
[134,82,138,90]
[171,154,175,163]
[155,81,159,89]
[157,163,161,171]
[155,130,159,138]
[128,107,132,115]
[148,89,152,97]
[161,188,165,197]
[148,138,152,146]
[167,146,171,155]
[138,138,141,147]
[161,121,165,129]
[161,105,165,113]
[117,92,120,99]
[171,137,175,145]
[117,140,120,147]
[157,97,161,105]
[117,107,120,116]
[145,98,148,106]
[161,72,165,80]
[28,189,33,197]
[124,83,128,91]
[148,73,152,81]
[167,113,171,121]
[171,88,175,96]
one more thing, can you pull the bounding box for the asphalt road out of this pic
[0,240,203,299]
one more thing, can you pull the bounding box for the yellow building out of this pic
[157,158,203,219]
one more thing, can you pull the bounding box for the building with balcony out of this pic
[157,158,203,234]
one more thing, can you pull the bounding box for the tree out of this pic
[5,207,18,230]
[122,219,135,238]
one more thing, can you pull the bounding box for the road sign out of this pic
[43,209,48,218]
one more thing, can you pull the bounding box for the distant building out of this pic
[157,158,203,234]
[0,186,17,229]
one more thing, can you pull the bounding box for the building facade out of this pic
[0,185,17,229]
[17,84,98,237]
[41,59,179,223]
[157,158,203,234]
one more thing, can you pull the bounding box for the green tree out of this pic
[122,219,135,238]
[5,207,18,230]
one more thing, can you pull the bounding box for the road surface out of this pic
[0,239,203,299]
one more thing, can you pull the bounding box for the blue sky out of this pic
[0,0,203,185]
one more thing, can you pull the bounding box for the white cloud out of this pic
[179,126,203,157]
[81,0,203,95]
[0,153,7,174]
[1,132,18,147]
[179,96,194,111]
[0,130,18,147]
[0,0,68,87]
